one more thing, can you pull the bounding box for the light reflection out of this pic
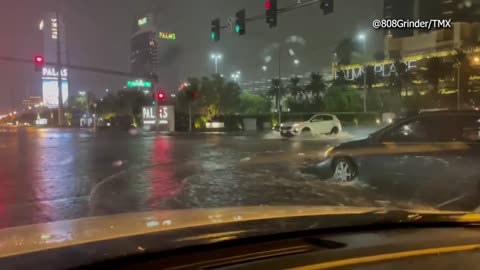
[146,220,160,228]
[148,138,183,207]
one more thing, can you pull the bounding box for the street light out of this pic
[262,65,268,71]
[473,56,480,64]
[293,59,300,65]
[358,33,368,112]
[357,33,366,53]
[210,53,222,74]
[231,71,241,82]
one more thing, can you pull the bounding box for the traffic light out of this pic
[266,0,277,28]
[235,9,246,35]
[34,55,44,72]
[157,91,167,102]
[211,18,220,41]
[320,0,334,15]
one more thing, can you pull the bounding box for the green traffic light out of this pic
[211,32,215,40]
[152,101,156,105]
[235,25,240,33]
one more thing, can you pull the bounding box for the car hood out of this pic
[0,206,475,269]
[335,138,370,149]
[281,121,302,127]
[0,206,378,258]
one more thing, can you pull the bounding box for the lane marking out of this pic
[288,244,480,270]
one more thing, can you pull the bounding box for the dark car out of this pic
[315,111,480,206]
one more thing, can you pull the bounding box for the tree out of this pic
[418,57,451,100]
[306,72,327,105]
[239,92,271,114]
[453,49,474,105]
[354,65,377,89]
[335,38,356,65]
[67,92,96,113]
[324,85,362,112]
[175,75,242,130]
[97,90,149,127]
[288,76,304,101]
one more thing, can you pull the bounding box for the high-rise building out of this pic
[383,0,415,38]
[130,14,158,77]
[440,0,480,22]
[39,13,69,109]
[384,0,480,38]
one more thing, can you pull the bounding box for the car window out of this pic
[311,115,325,122]
[424,116,462,142]
[426,115,480,143]
[323,115,333,121]
[382,119,429,142]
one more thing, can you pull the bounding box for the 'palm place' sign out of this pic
[335,60,418,81]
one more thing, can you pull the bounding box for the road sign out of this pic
[127,80,152,88]
[227,17,234,32]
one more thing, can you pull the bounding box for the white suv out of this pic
[280,114,342,137]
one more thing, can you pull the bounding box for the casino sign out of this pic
[142,106,175,132]
[335,60,418,81]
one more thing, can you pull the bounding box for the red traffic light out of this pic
[265,1,271,9]
[157,91,166,101]
[34,55,44,64]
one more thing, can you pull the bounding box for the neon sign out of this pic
[138,17,148,26]
[159,32,176,40]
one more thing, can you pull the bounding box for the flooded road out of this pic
[0,127,432,229]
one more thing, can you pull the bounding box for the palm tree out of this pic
[418,57,451,99]
[288,76,303,101]
[335,38,356,65]
[306,73,327,104]
[385,71,402,99]
[453,49,473,104]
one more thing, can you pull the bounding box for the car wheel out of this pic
[330,127,339,135]
[301,128,312,137]
[333,157,357,182]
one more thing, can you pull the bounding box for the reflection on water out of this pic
[148,137,184,207]
[0,128,395,229]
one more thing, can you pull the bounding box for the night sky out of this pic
[0,0,383,113]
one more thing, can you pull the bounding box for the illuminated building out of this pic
[21,96,42,110]
[385,22,480,59]
[130,14,158,77]
[384,0,480,38]
[39,13,69,108]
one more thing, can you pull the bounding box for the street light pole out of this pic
[55,0,64,126]
[211,54,222,74]
[363,66,367,113]
[358,33,368,113]
[457,63,461,110]
[277,45,282,126]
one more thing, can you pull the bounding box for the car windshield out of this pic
[1,0,480,259]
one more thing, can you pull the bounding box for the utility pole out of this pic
[456,62,461,110]
[55,0,64,126]
[188,103,192,133]
[277,45,282,125]
[363,65,367,113]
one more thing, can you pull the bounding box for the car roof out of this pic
[313,114,335,117]
[419,110,480,116]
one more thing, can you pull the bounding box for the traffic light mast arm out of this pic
[244,0,327,22]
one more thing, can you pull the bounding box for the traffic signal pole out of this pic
[278,45,282,126]
[55,1,64,127]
